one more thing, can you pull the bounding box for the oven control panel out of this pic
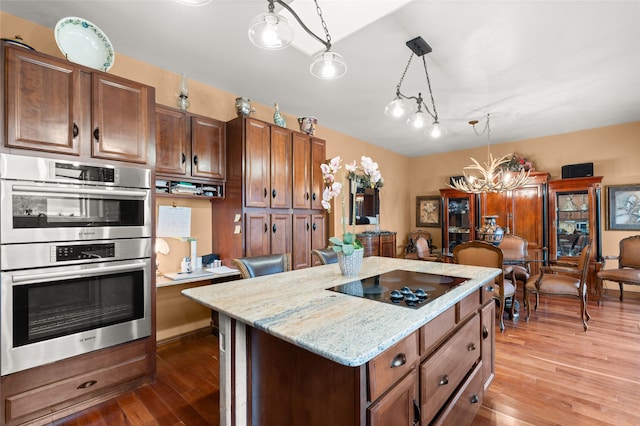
[54,243,116,262]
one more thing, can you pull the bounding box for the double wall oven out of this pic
[0,153,152,375]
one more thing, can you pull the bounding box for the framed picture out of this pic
[416,196,441,227]
[606,184,640,230]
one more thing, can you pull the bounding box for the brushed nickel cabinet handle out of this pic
[439,375,449,386]
[390,353,406,368]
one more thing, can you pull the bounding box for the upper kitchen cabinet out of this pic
[292,133,326,210]
[155,105,226,181]
[2,44,154,164]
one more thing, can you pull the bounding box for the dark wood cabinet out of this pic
[440,188,477,253]
[293,134,326,210]
[357,232,397,258]
[215,117,326,267]
[155,105,226,194]
[548,176,603,301]
[3,44,153,164]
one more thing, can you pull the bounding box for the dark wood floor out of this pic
[52,289,640,426]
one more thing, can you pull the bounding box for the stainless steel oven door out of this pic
[1,258,151,375]
[0,180,151,244]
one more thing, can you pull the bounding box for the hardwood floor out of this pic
[52,290,640,426]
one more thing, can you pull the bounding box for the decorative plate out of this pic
[54,17,114,71]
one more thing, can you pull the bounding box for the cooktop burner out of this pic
[328,270,469,309]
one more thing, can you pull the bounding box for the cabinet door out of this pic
[155,105,188,175]
[5,47,81,155]
[368,369,418,426]
[191,115,226,180]
[270,213,292,255]
[311,214,327,266]
[480,301,495,390]
[91,73,151,164]
[245,212,270,257]
[310,138,326,210]
[270,126,292,209]
[292,133,311,209]
[245,119,270,208]
[292,214,311,269]
[380,234,396,258]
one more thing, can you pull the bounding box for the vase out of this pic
[297,116,317,135]
[477,215,504,246]
[235,97,255,117]
[337,248,364,277]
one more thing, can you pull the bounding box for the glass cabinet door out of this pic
[555,191,590,258]
[440,188,476,254]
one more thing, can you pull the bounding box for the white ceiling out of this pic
[2,0,639,158]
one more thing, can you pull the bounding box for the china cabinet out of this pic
[477,172,549,273]
[548,176,603,301]
[440,188,477,253]
[3,43,154,164]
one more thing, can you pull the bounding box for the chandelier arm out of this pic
[274,0,330,50]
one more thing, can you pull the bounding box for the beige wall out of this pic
[3,12,639,286]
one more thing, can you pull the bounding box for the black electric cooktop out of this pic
[328,270,469,309]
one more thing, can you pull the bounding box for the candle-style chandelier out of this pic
[384,36,442,138]
[448,114,530,193]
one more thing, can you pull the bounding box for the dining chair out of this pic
[597,235,640,303]
[524,243,592,331]
[499,234,530,288]
[311,248,338,265]
[453,240,516,332]
[231,253,292,279]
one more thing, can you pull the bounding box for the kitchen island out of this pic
[182,256,501,426]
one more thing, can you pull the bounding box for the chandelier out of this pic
[448,114,530,193]
[384,37,442,138]
[248,0,347,80]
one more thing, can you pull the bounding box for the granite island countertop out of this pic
[182,256,501,367]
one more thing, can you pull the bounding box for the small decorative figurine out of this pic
[273,103,286,127]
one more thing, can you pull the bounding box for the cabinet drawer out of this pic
[457,289,481,322]
[432,362,484,426]
[419,305,456,356]
[5,356,148,422]
[368,332,418,402]
[481,280,496,304]
[420,314,480,424]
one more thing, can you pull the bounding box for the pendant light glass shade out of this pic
[426,121,443,138]
[384,97,411,118]
[310,51,347,79]
[407,110,428,129]
[248,12,294,50]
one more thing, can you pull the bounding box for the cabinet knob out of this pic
[312,223,317,231]
[264,188,268,198]
[272,223,277,233]
[483,326,489,339]
[467,342,477,351]
[272,189,277,199]
[306,222,310,231]
[305,192,310,200]
[312,192,317,201]
[72,123,79,138]
[193,155,198,165]
[390,353,406,368]
[438,375,449,386]
[77,380,97,389]
[93,127,100,142]
[181,153,186,164]
[264,223,268,233]
[470,394,480,404]
[485,285,494,293]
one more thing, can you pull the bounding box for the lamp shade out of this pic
[310,51,347,79]
[248,12,294,50]
[384,97,411,118]
[426,121,443,138]
[406,110,428,129]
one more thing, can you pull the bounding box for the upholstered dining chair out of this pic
[232,253,292,279]
[524,243,592,331]
[404,231,439,261]
[311,248,338,265]
[499,234,530,288]
[453,240,516,332]
[597,235,640,304]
